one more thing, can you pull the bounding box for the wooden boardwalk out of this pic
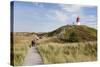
[23,46,43,66]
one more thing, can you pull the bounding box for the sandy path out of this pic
[23,46,43,66]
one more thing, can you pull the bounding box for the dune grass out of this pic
[37,41,97,64]
[11,32,34,66]
[11,32,97,65]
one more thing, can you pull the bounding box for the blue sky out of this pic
[13,1,97,32]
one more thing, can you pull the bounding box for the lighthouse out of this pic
[76,16,80,25]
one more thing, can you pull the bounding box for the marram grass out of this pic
[37,41,97,64]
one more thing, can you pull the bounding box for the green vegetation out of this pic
[36,25,97,64]
[11,25,97,65]
[11,32,34,66]
[67,31,79,42]
[46,25,97,42]
[37,41,97,64]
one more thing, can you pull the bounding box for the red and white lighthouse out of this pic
[76,16,80,25]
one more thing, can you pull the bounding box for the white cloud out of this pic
[80,15,97,29]
[44,9,69,23]
[54,10,68,22]
[37,3,97,28]
[81,15,97,22]
[59,4,97,23]
[58,4,84,22]
[60,4,82,13]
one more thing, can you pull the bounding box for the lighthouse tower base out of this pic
[77,22,80,25]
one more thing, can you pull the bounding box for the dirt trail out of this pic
[23,46,43,66]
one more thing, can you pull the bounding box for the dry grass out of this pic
[37,41,97,64]
[11,32,34,66]
[11,32,97,65]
